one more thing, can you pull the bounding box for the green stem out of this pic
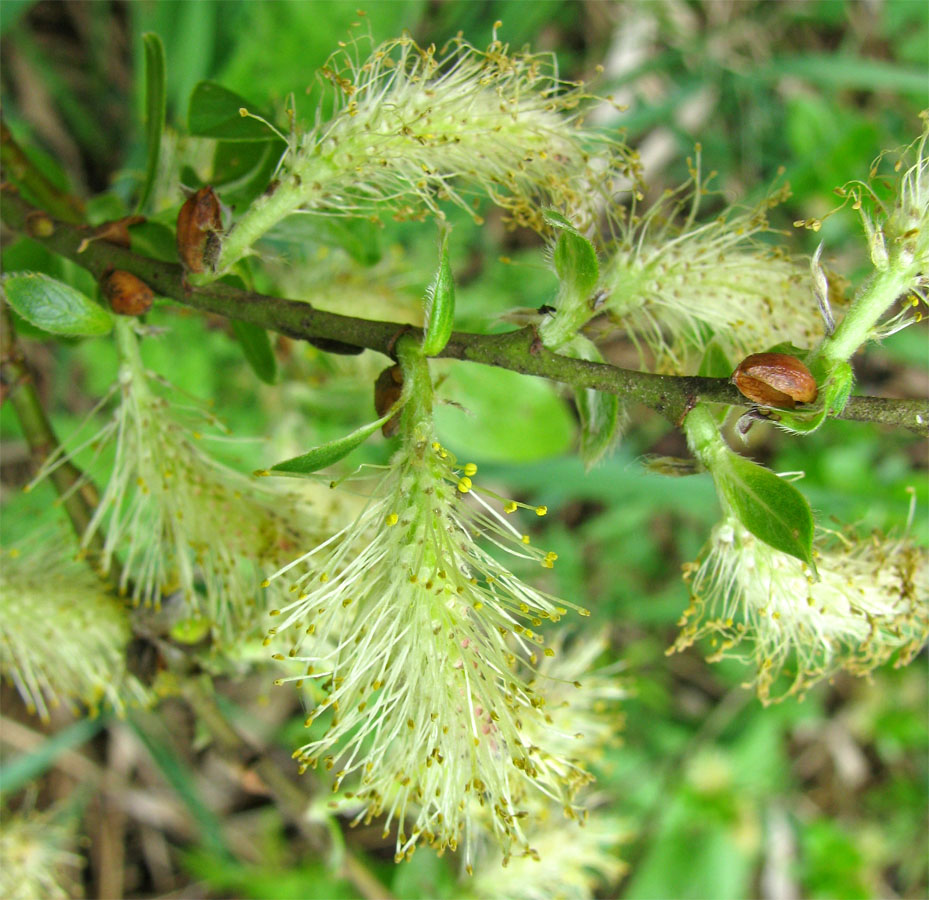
[210,180,307,279]
[395,336,433,447]
[681,403,726,467]
[815,265,916,364]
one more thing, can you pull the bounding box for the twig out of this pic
[1,190,925,435]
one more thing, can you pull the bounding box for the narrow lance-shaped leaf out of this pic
[268,410,398,477]
[421,232,455,357]
[570,337,622,469]
[2,271,113,336]
[230,319,276,385]
[135,32,166,214]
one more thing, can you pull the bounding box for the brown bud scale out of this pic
[101,270,154,316]
[176,186,222,273]
[732,352,818,409]
[374,364,404,437]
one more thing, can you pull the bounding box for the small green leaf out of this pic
[129,220,179,263]
[188,81,282,141]
[698,341,733,379]
[270,413,396,476]
[542,209,573,230]
[2,271,112,336]
[136,33,167,214]
[231,319,276,384]
[421,233,455,356]
[577,386,620,469]
[716,451,814,565]
[570,337,622,468]
[545,210,598,298]
[554,228,598,297]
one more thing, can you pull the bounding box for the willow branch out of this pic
[2,189,926,435]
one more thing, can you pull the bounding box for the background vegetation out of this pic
[1,1,926,898]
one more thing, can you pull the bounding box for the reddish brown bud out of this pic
[732,352,818,409]
[374,364,404,437]
[176,186,222,273]
[101,269,154,316]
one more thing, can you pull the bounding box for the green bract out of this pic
[421,233,455,357]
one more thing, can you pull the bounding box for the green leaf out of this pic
[0,716,106,796]
[212,139,287,209]
[130,715,231,860]
[136,33,167,214]
[577,386,620,469]
[545,210,598,298]
[421,233,455,356]
[2,271,113,336]
[129,220,179,263]
[570,337,622,468]
[188,81,282,141]
[270,413,396,476]
[698,341,733,379]
[231,319,277,384]
[762,54,928,95]
[715,451,814,565]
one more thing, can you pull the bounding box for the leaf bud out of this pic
[731,352,818,409]
[374,364,404,437]
[101,269,153,316]
[176,186,222,273]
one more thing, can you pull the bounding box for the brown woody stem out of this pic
[1,189,925,435]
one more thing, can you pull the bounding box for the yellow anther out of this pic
[268,609,280,616]
[535,505,547,516]
[260,579,271,588]
[463,463,477,476]
[457,476,472,493]
[521,535,530,544]
[504,500,518,514]
[385,513,399,526]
